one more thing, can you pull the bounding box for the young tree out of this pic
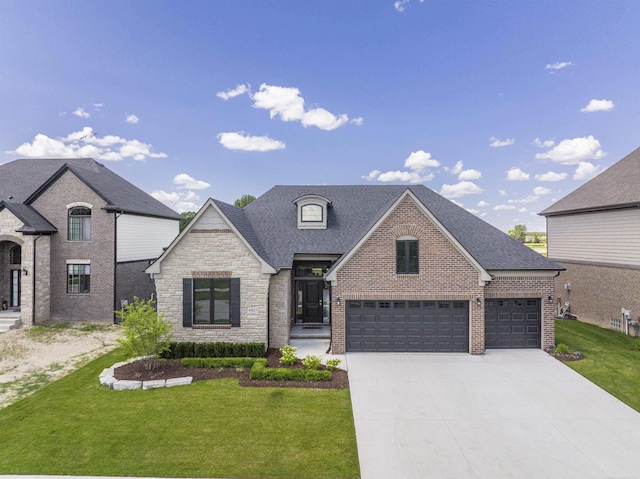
[234,194,256,208]
[116,297,172,371]
[179,211,196,232]
[508,224,527,243]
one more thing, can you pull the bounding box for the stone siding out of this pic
[154,227,270,344]
[268,270,292,348]
[31,170,115,322]
[485,275,556,348]
[331,197,484,354]
[554,261,640,331]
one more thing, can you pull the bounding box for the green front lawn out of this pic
[0,349,360,479]
[555,319,640,412]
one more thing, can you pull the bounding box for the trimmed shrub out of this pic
[182,357,257,369]
[278,345,297,365]
[162,342,266,359]
[301,354,321,370]
[325,358,342,371]
[250,359,331,382]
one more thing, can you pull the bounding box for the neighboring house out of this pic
[0,158,181,326]
[148,185,562,354]
[540,147,640,331]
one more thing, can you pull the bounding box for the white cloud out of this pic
[151,190,200,213]
[508,195,539,204]
[580,99,615,113]
[573,161,601,180]
[125,114,139,124]
[477,200,489,208]
[458,169,482,180]
[489,137,514,148]
[252,83,357,131]
[466,208,480,214]
[506,167,530,181]
[404,150,440,171]
[12,127,167,161]
[493,204,517,211]
[73,107,90,119]
[440,181,484,199]
[216,83,251,100]
[350,117,364,126]
[362,170,381,181]
[173,173,210,190]
[217,131,285,152]
[535,135,606,165]
[445,161,463,175]
[545,61,573,71]
[377,170,434,183]
[498,189,508,197]
[301,107,348,130]
[518,207,528,213]
[394,0,424,11]
[533,138,555,149]
[533,186,551,196]
[535,171,567,182]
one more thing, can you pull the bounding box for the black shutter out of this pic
[182,278,193,327]
[230,278,240,327]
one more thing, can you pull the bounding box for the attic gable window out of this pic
[294,194,331,230]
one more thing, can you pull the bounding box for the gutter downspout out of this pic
[113,212,122,323]
[31,235,42,325]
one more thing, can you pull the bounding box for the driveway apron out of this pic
[346,350,640,479]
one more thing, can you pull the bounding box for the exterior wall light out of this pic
[476,297,482,307]
[335,297,341,305]
[21,268,28,276]
[548,295,553,304]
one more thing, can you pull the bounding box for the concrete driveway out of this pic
[346,350,640,479]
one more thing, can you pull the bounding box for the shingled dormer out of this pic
[293,194,332,230]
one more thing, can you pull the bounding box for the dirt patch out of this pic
[0,323,120,408]
[114,348,349,389]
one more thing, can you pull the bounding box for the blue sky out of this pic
[1,0,638,232]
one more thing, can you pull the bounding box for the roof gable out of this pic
[540,147,640,216]
[0,201,57,234]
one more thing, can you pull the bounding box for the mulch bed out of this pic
[114,348,349,389]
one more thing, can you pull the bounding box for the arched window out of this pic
[301,204,323,222]
[396,236,419,274]
[68,206,91,241]
[9,245,21,265]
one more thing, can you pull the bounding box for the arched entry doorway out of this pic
[1,241,22,310]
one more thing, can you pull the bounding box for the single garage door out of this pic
[346,300,469,352]
[485,298,541,348]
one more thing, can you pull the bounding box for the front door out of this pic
[302,280,323,323]
[10,269,20,308]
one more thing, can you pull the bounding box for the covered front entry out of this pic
[346,300,470,352]
[294,261,332,324]
[484,298,541,348]
[1,241,22,310]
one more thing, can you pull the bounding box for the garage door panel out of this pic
[346,300,469,352]
[485,298,540,349]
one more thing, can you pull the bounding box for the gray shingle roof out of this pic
[540,147,640,216]
[0,201,57,234]
[0,158,181,220]
[237,185,560,271]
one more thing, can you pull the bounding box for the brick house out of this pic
[148,185,562,354]
[540,147,640,332]
[0,158,181,326]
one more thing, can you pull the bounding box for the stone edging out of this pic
[99,357,193,391]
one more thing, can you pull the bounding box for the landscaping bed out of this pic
[114,347,349,389]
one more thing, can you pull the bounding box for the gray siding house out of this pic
[148,185,562,354]
[540,147,640,331]
[0,158,181,326]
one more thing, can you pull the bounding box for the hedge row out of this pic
[181,357,258,368]
[249,358,332,382]
[161,342,266,359]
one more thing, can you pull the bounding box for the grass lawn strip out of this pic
[0,348,360,479]
[555,319,640,413]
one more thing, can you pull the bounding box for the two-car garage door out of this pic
[346,300,469,352]
[346,297,541,352]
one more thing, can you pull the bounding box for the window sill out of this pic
[192,324,231,330]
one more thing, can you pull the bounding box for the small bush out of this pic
[182,357,257,369]
[325,358,342,371]
[301,354,321,370]
[250,359,331,382]
[556,343,570,354]
[162,342,266,359]
[279,345,297,365]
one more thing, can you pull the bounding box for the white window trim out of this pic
[66,202,93,210]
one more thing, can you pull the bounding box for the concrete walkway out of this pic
[346,350,640,479]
